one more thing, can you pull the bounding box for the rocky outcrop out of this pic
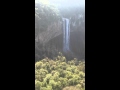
[35,21,62,44]
[35,13,85,45]
[35,18,85,61]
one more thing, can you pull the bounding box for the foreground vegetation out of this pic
[35,53,85,90]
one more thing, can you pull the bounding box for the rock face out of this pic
[47,29,85,60]
[35,21,62,45]
[35,25,84,45]
[35,15,85,61]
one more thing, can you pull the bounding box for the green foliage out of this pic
[62,86,80,90]
[35,0,61,37]
[35,54,85,90]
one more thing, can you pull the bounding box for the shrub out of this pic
[35,54,85,90]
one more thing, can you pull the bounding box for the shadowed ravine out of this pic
[35,16,85,61]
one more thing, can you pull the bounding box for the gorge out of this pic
[35,0,85,61]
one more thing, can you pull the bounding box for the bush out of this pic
[35,54,85,90]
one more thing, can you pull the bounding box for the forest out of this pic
[35,0,85,90]
[35,53,85,90]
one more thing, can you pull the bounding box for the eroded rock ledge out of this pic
[35,16,85,45]
[35,21,62,44]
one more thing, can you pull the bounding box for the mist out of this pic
[35,0,85,90]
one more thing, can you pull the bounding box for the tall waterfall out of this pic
[62,18,70,52]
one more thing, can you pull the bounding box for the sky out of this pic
[49,0,85,7]
[35,0,85,8]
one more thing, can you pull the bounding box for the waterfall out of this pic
[62,18,70,52]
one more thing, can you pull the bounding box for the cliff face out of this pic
[35,15,84,45]
[35,21,62,44]
[46,30,85,60]
[35,15,85,61]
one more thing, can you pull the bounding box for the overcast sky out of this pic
[49,0,85,7]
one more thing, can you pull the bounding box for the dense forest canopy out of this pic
[35,54,85,90]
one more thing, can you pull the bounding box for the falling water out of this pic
[62,18,70,52]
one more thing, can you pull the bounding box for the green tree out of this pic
[35,0,61,38]
[35,54,85,90]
